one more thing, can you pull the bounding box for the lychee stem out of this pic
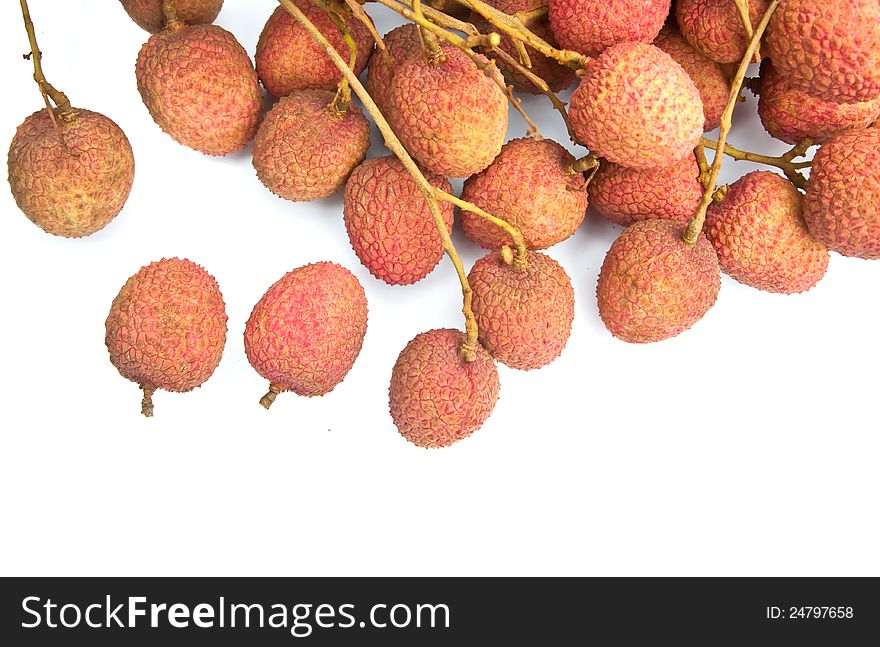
[694,144,712,191]
[683,0,780,245]
[278,0,483,358]
[141,384,156,418]
[412,0,446,65]
[733,0,761,63]
[343,0,391,73]
[161,0,185,32]
[18,0,73,125]
[326,8,357,114]
[700,137,811,190]
[260,384,283,410]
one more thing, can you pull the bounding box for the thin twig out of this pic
[19,0,72,125]
[701,136,811,190]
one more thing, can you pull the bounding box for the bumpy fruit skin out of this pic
[548,0,670,58]
[389,329,500,448]
[589,155,703,226]
[366,25,422,122]
[766,0,880,104]
[252,90,370,202]
[803,129,880,259]
[389,43,508,178]
[676,0,769,64]
[245,263,368,397]
[343,156,453,285]
[569,43,704,170]
[597,220,720,343]
[654,26,728,131]
[255,3,374,97]
[136,24,262,155]
[8,108,134,238]
[120,0,222,33]
[106,258,227,392]
[460,138,587,249]
[468,251,574,370]
[758,62,880,145]
[470,0,575,94]
[706,172,829,293]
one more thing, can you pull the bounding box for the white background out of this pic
[1,1,877,577]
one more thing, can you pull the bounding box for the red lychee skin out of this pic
[105,258,227,393]
[366,24,422,124]
[255,2,374,98]
[245,263,368,397]
[388,43,508,178]
[548,0,670,58]
[803,128,880,260]
[460,138,587,250]
[343,156,454,285]
[135,24,262,156]
[589,155,703,226]
[252,90,370,202]
[676,0,769,64]
[120,0,223,33]
[569,43,704,170]
[469,0,575,94]
[7,108,135,238]
[654,26,728,132]
[706,172,829,293]
[766,0,880,104]
[758,62,880,146]
[597,220,720,343]
[389,329,500,449]
[468,251,575,370]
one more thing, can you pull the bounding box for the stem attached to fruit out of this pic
[260,384,282,410]
[327,9,357,114]
[733,0,760,62]
[412,0,446,64]
[700,136,811,190]
[161,0,184,31]
[141,384,156,418]
[18,0,72,127]
[694,143,711,190]
[683,0,780,245]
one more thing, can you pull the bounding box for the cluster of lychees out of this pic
[6,0,880,448]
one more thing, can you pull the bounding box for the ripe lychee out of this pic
[469,0,575,94]
[135,23,262,155]
[245,262,368,408]
[803,128,880,260]
[120,0,223,33]
[676,0,769,64]
[589,155,703,226]
[548,0,670,58]
[459,138,588,250]
[255,2,374,98]
[343,156,454,285]
[757,61,880,146]
[252,90,370,202]
[765,0,880,104]
[569,43,704,170]
[105,258,227,416]
[388,41,508,178]
[468,250,574,370]
[366,24,422,123]
[8,108,135,238]
[389,329,499,448]
[597,219,720,343]
[654,25,729,132]
[706,171,829,293]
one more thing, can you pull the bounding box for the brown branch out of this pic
[18,0,72,121]
[701,136,811,190]
[733,0,760,62]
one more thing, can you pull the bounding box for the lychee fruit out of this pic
[255,2,374,98]
[459,138,588,250]
[589,154,703,226]
[135,23,262,155]
[597,219,720,343]
[343,156,454,285]
[120,0,222,33]
[676,0,769,64]
[803,128,880,259]
[765,0,880,104]
[245,262,368,408]
[470,0,575,94]
[569,42,704,170]
[366,24,422,123]
[389,329,499,448]
[654,25,729,132]
[468,250,574,370]
[548,0,670,58]
[757,61,880,146]
[252,90,370,202]
[706,171,829,293]
[8,108,135,237]
[105,258,227,416]
[388,41,508,178]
